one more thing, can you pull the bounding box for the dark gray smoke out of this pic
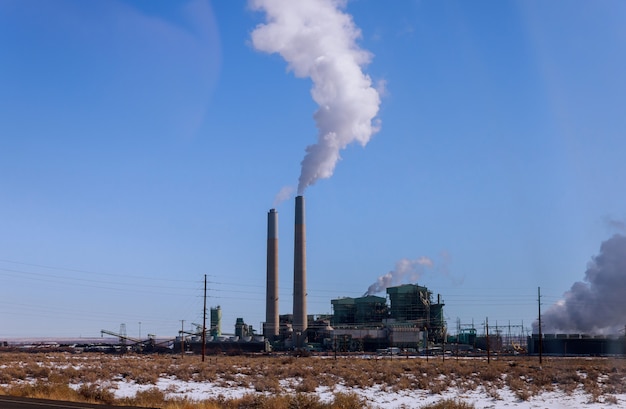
[604,216,626,233]
[536,234,626,335]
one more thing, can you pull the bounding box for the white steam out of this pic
[273,185,295,207]
[365,257,434,296]
[250,0,381,194]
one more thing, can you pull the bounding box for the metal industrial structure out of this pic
[327,284,447,352]
[528,333,626,356]
[172,316,267,354]
[210,306,222,337]
[331,295,388,326]
[256,195,452,352]
[99,327,171,353]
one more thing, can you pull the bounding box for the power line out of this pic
[0,258,198,283]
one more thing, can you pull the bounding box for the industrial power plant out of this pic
[167,195,626,357]
[172,195,450,354]
[258,196,443,352]
[5,195,624,357]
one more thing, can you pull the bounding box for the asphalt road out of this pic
[0,396,157,409]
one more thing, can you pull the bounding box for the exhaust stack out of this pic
[264,209,279,339]
[293,196,307,346]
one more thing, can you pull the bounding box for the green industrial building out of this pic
[329,283,446,347]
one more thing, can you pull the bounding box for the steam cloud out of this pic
[273,185,295,207]
[250,0,381,194]
[364,257,434,296]
[536,234,626,334]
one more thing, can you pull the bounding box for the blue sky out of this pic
[1,0,625,339]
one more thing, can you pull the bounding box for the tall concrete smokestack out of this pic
[264,209,279,339]
[293,195,307,346]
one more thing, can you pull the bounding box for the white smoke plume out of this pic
[364,257,434,296]
[535,234,626,335]
[273,185,295,207]
[250,0,381,194]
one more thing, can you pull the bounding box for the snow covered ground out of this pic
[2,352,625,408]
[72,374,625,408]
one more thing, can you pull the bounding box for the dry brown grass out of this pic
[420,399,475,409]
[0,352,626,408]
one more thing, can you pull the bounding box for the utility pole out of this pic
[486,317,490,364]
[538,287,543,365]
[202,274,207,362]
[508,320,511,351]
[442,328,446,363]
[424,327,428,362]
[181,320,185,358]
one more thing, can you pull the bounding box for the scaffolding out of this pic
[387,284,446,342]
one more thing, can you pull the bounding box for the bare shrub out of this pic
[288,393,323,408]
[253,375,281,392]
[515,388,532,402]
[215,393,282,409]
[507,376,531,401]
[130,387,166,406]
[27,364,51,379]
[0,366,27,381]
[457,377,478,392]
[420,399,475,409]
[410,373,430,390]
[331,392,371,408]
[429,380,448,394]
[79,370,100,384]
[582,376,602,401]
[0,371,15,384]
[222,393,322,409]
[605,372,625,391]
[529,370,554,390]
[4,381,78,402]
[555,375,579,395]
[168,365,195,381]
[477,365,499,382]
[341,369,370,388]
[484,384,501,400]
[295,376,318,393]
[196,365,218,382]
[134,371,160,385]
[391,375,414,392]
[77,383,115,405]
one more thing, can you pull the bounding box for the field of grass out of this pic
[1,352,625,408]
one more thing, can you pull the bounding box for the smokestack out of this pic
[264,209,279,339]
[293,195,307,345]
